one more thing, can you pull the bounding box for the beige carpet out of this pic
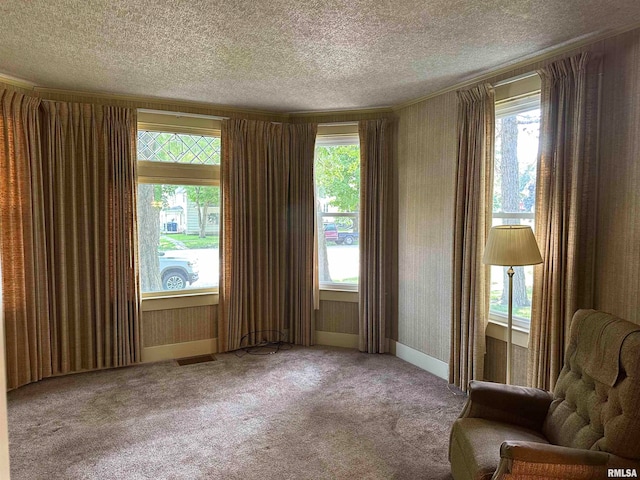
[8,346,466,479]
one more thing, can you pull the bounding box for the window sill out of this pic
[486,320,529,348]
[141,292,219,311]
[318,289,358,303]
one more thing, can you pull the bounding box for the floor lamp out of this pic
[483,225,542,385]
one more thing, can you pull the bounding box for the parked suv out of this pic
[158,252,199,290]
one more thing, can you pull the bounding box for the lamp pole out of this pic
[483,225,542,387]
[506,266,514,385]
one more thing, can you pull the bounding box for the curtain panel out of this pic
[40,102,141,374]
[0,92,140,389]
[219,119,316,352]
[0,90,51,389]
[286,124,317,346]
[450,83,494,392]
[358,118,395,354]
[528,53,600,390]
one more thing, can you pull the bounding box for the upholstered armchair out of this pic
[449,309,640,480]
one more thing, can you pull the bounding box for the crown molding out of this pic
[288,106,393,117]
[32,86,289,119]
[3,82,391,121]
[391,20,640,111]
[0,73,37,90]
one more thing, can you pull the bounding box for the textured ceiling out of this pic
[1,1,639,112]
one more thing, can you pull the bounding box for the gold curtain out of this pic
[450,83,494,392]
[1,94,140,389]
[358,118,395,353]
[40,102,140,373]
[528,53,600,390]
[0,90,51,389]
[219,119,317,352]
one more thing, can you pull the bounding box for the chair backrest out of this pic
[543,309,640,460]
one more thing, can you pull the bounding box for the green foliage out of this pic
[335,276,358,284]
[335,217,354,230]
[519,163,536,212]
[153,184,177,208]
[490,287,532,319]
[185,186,219,238]
[490,303,532,319]
[315,145,360,212]
[160,234,219,250]
[184,186,219,208]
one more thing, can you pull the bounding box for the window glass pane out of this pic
[490,105,540,324]
[137,131,220,165]
[137,184,219,293]
[315,143,360,286]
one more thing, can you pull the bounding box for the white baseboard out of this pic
[391,340,449,380]
[142,338,218,363]
[315,331,359,349]
[140,335,449,384]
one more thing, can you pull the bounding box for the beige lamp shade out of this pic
[482,225,543,266]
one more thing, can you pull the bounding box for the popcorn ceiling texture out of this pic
[0,0,639,112]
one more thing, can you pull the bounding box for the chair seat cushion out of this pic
[450,418,550,480]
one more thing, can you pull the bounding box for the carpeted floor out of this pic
[8,346,466,479]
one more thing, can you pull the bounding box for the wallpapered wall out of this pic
[594,30,640,324]
[142,299,359,350]
[395,92,458,362]
[395,27,640,377]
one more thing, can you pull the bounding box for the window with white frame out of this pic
[490,76,541,330]
[315,128,360,290]
[136,112,221,296]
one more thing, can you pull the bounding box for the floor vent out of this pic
[176,354,217,366]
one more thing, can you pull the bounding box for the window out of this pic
[136,112,221,296]
[490,76,541,330]
[315,127,360,290]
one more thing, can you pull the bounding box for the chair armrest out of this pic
[460,380,552,432]
[492,441,640,479]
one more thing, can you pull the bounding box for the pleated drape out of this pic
[219,119,316,352]
[0,94,140,389]
[528,53,600,390]
[450,83,494,392]
[40,101,140,373]
[358,118,395,354]
[286,124,317,346]
[0,90,51,389]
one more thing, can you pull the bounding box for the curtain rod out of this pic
[137,108,228,121]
